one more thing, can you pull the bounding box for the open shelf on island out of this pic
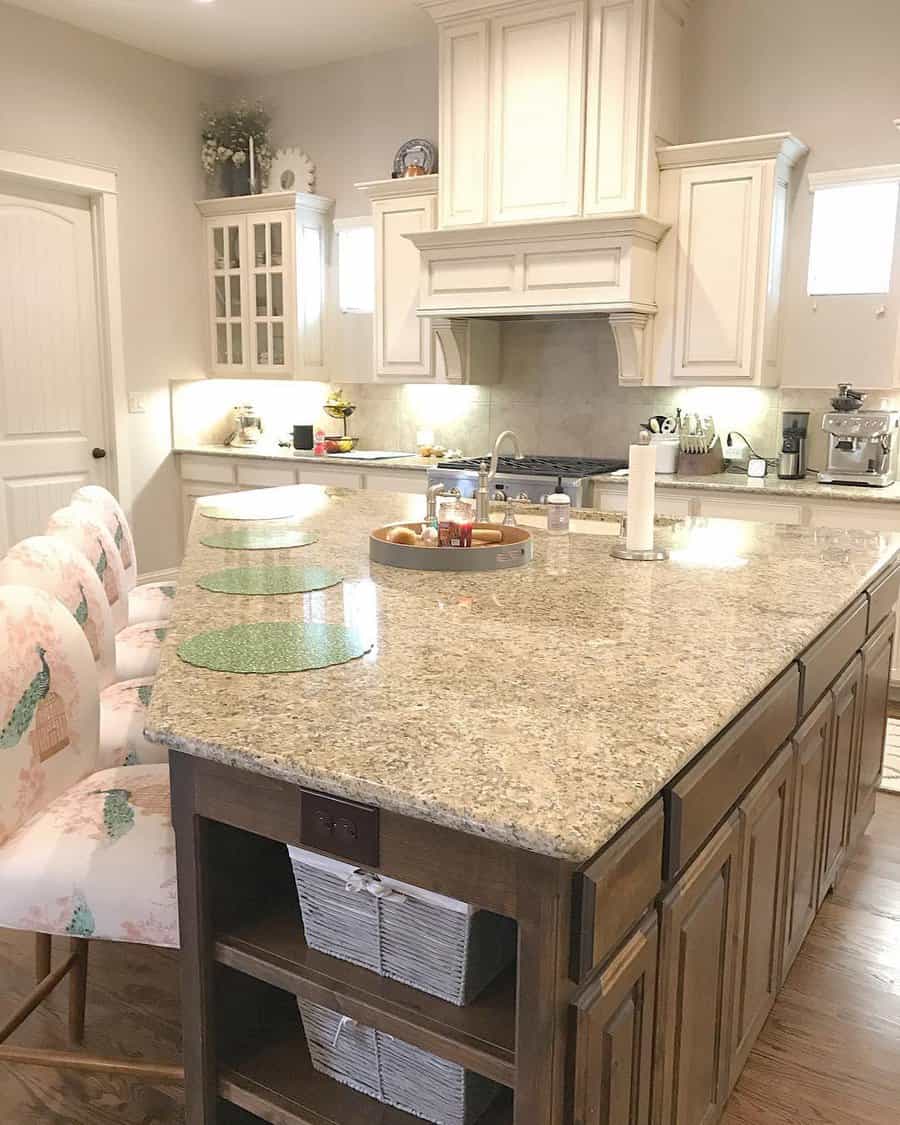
[215,899,517,1088]
[218,972,514,1125]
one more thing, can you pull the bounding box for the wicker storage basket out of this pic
[298,998,503,1125]
[287,846,516,1005]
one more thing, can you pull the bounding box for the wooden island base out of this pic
[171,565,898,1125]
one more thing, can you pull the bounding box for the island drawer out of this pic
[867,563,900,633]
[799,596,867,716]
[571,800,663,982]
[665,665,800,879]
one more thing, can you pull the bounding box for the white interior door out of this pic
[0,184,109,553]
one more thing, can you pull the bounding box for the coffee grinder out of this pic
[778,411,809,479]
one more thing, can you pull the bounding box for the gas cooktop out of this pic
[436,455,627,477]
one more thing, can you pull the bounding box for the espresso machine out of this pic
[777,412,809,479]
[819,411,900,486]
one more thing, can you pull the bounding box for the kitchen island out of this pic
[146,485,900,1125]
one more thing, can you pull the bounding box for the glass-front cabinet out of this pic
[197,192,333,379]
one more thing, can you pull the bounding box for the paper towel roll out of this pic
[626,442,657,552]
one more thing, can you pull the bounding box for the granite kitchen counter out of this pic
[146,484,900,862]
[617,469,900,503]
[175,443,434,472]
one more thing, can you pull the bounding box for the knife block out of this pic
[676,437,725,477]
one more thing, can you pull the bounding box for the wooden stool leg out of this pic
[34,934,51,983]
[67,938,89,1047]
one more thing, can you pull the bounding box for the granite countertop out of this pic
[175,444,435,472]
[176,446,900,504]
[607,470,900,504]
[145,484,900,863]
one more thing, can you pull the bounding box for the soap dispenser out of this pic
[547,477,571,533]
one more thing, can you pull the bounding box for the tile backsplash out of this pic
[171,318,898,462]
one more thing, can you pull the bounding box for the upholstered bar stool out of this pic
[47,505,168,682]
[0,585,179,1082]
[0,537,165,769]
[72,485,176,625]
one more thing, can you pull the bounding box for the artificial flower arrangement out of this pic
[201,100,273,189]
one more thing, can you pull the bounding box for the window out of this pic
[807,173,900,296]
[336,219,375,313]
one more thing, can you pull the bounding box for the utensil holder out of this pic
[676,437,725,477]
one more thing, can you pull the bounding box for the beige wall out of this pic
[240,43,439,220]
[682,0,900,391]
[0,2,222,573]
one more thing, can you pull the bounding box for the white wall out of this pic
[682,0,900,389]
[0,2,222,572]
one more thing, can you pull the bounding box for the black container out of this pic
[293,424,314,451]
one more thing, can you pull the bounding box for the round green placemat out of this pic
[200,529,319,550]
[177,621,371,674]
[197,504,294,520]
[196,565,343,596]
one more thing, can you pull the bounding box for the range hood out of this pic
[406,0,691,383]
[405,214,668,383]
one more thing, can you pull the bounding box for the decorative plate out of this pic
[392,138,437,178]
[268,146,316,193]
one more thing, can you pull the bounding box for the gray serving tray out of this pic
[370,523,533,572]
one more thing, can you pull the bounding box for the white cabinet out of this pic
[488,1,585,223]
[651,135,807,387]
[583,0,646,215]
[695,494,804,526]
[356,176,500,384]
[373,179,438,379]
[196,192,333,380]
[365,470,429,495]
[424,0,689,226]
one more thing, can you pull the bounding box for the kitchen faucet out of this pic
[476,430,524,521]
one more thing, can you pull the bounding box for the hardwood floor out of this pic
[0,934,184,1123]
[1,796,898,1124]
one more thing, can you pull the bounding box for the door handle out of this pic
[91,447,107,459]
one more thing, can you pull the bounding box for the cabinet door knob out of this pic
[92,447,107,459]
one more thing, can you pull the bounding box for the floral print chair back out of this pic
[0,539,164,770]
[0,585,178,1078]
[46,505,168,683]
[71,485,176,625]
[0,537,116,688]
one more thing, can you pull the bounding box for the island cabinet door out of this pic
[654,813,742,1125]
[569,911,658,1125]
[729,743,794,1086]
[782,693,832,978]
[850,617,894,841]
[819,655,863,902]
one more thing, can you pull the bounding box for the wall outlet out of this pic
[128,392,147,414]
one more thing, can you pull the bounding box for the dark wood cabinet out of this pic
[850,617,894,842]
[729,743,793,1085]
[569,912,657,1125]
[783,694,831,977]
[819,655,862,901]
[654,814,742,1125]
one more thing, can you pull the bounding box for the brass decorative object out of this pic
[324,389,357,438]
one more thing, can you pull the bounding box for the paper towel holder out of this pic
[611,431,670,561]
[612,516,669,561]
[611,542,669,562]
